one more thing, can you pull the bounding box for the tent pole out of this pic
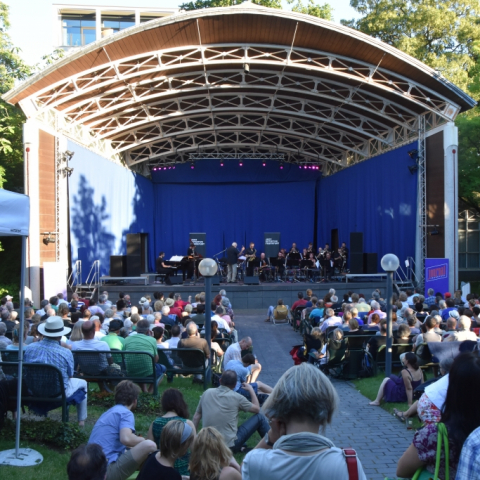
[15,235,27,458]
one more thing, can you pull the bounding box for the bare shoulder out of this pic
[219,466,242,480]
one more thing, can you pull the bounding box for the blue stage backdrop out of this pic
[67,141,156,277]
[152,159,321,258]
[317,143,418,270]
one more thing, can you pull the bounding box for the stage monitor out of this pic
[190,233,206,257]
[264,232,280,259]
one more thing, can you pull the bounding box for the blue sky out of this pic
[8,0,360,66]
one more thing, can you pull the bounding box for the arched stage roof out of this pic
[4,2,475,175]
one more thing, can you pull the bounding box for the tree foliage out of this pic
[179,0,333,20]
[0,2,31,192]
[342,0,480,92]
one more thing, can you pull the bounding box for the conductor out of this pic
[226,242,245,283]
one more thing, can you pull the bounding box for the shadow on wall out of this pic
[71,174,116,274]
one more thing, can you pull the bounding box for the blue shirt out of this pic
[456,426,480,479]
[24,338,74,390]
[89,404,135,463]
[225,359,252,391]
[425,296,437,306]
[441,307,457,321]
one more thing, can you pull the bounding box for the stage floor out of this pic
[100,279,385,310]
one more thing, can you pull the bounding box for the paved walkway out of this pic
[235,312,414,480]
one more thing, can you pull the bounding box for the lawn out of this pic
[352,369,432,430]
[0,377,259,478]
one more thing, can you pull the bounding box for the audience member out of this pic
[88,380,156,480]
[369,352,423,407]
[193,370,269,453]
[265,298,289,323]
[189,427,242,480]
[241,363,366,479]
[319,308,342,333]
[67,443,107,480]
[445,315,478,342]
[222,337,253,368]
[101,320,125,350]
[0,322,12,345]
[24,316,87,426]
[146,388,196,476]
[137,420,194,480]
[396,352,480,479]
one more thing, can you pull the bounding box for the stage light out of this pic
[220,161,224,167]
[163,167,167,170]
[262,162,266,167]
[408,165,418,175]
[280,162,284,170]
[244,63,250,74]
[190,162,195,169]
[408,149,418,161]
[239,161,243,167]
[298,165,302,169]
[173,166,175,169]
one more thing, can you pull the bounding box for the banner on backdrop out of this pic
[189,233,206,258]
[424,258,449,296]
[264,232,281,259]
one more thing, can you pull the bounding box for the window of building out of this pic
[62,14,96,47]
[459,210,480,269]
[101,15,135,36]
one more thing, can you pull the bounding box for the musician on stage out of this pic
[316,247,324,259]
[226,242,245,283]
[334,248,346,273]
[324,243,331,254]
[323,252,334,282]
[258,252,269,282]
[307,252,317,282]
[245,242,257,276]
[306,242,314,255]
[276,249,286,279]
[156,252,176,285]
[185,242,197,280]
[302,248,308,260]
[341,242,349,260]
[290,243,299,254]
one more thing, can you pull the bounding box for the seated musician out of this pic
[245,242,257,277]
[155,252,176,285]
[307,252,317,282]
[306,242,314,255]
[302,248,308,260]
[258,253,269,282]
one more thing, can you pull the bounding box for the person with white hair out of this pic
[367,301,386,324]
[355,296,370,313]
[319,308,342,333]
[242,363,367,479]
[225,242,245,283]
[444,316,478,342]
[161,306,175,327]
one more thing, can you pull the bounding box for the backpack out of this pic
[358,352,374,378]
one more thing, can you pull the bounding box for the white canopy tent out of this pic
[0,189,42,466]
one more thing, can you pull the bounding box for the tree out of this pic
[179,0,333,21]
[0,2,31,192]
[342,0,480,92]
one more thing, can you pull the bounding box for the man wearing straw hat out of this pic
[24,316,88,426]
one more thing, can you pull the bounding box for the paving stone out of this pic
[235,313,415,479]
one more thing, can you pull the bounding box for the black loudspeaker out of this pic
[244,276,260,285]
[350,253,364,274]
[350,232,364,254]
[110,255,126,277]
[170,275,183,285]
[363,253,378,274]
[127,233,149,272]
[126,255,141,276]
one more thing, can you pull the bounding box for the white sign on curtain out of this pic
[43,262,67,301]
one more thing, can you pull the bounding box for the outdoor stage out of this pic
[101,279,384,310]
